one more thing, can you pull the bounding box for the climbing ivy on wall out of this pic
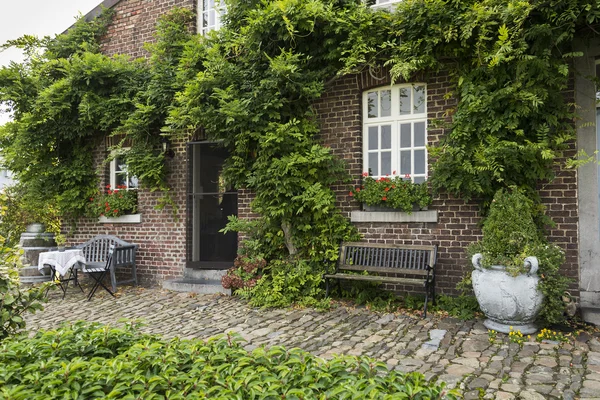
[2,0,600,306]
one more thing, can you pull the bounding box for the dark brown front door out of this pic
[187,142,238,269]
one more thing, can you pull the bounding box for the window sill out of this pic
[99,214,142,224]
[350,210,437,223]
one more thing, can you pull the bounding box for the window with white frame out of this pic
[368,0,402,9]
[198,0,225,35]
[363,84,427,183]
[110,154,139,190]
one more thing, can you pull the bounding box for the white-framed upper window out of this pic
[110,154,139,190]
[368,0,401,10]
[198,0,225,35]
[363,84,427,183]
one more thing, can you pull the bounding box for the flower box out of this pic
[99,214,142,224]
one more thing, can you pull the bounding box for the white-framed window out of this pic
[198,0,225,35]
[363,84,427,183]
[368,0,402,10]
[110,154,139,190]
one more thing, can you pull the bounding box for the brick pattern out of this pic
[79,0,579,295]
[101,0,196,58]
[70,0,197,285]
[313,68,580,297]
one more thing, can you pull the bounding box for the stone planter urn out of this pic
[471,254,543,334]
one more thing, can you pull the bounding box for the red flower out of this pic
[384,187,390,192]
[382,196,387,201]
[404,174,411,179]
[106,185,111,189]
[349,191,354,197]
[362,172,368,177]
[392,170,396,175]
[105,202,109,207]
[89,197,94,201]
[356,187,361,192]
[108,190,113,195]
[114,209,119,213]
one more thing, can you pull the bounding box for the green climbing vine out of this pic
[2,0,600,309]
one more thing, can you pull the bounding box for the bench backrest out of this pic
[76,235,136,264]
[339,242,437,276]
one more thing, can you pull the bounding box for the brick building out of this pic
[72,0,600,324]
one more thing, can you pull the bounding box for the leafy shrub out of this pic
[469,188,569,325]
[239,259,331,310]
[351,173,431,212]
[0,240,47,340]
[88,185,138,218]
[221,255,265,290]
[0,322,460,399]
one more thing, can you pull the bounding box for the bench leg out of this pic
[131,263,138,287]
[423,284,429,318]
[325,278,330,297]
[110,267,117,293]
[431,277,436,306]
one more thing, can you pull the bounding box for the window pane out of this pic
[400,151,411,175]
[368,153,378,176]
[129,175,139,189]
[381,125,391,149]
[367,91,378,118]
[414,85,425,114]
[414,150,426,174]
[381,151,391,176]
[116,158,127,173]
[399,87,410,115]
[414,176,426,184]
[368,126,378,150]
[381,90,391,117]
[209,10,215,26]
[414,122,425,147]
[400,123,411,148]
[116,173,127,188]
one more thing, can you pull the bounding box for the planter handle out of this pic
[524,256,539,275]
[472,253,483,271]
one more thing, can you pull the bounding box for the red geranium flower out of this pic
[382,196,387,201]
[349,191,354,197]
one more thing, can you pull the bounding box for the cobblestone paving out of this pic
[24,287,600,400]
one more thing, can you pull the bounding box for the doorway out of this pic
[187,142,238,269]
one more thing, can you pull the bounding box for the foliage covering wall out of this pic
[1,0,600,305]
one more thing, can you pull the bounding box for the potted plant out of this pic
[469,188,565,334]
[88,185,138,218]
[350,173,431,213]
[54,234,67,252]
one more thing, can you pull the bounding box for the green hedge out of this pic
[0,322,459,399]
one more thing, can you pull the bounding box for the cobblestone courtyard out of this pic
[23,287,600,399]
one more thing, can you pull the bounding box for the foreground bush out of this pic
[0,322,459,399]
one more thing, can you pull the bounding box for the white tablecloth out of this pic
[38,249,86,277]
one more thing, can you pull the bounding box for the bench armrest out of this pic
[112,244,137,268]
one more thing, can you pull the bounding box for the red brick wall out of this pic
[312,67,580,296]
[101,0,196,58]
[70,0,196,285]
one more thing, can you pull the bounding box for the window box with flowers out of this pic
[349,173,437,223]
[88,185,141,224]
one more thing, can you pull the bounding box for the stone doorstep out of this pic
[162,278,231,295]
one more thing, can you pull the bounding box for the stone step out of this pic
[183,268,228,281]
[162,278,231,295]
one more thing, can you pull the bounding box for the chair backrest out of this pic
[76,235,134,263]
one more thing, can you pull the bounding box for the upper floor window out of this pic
[110,154,139,190]
[198,0,225,35]
[368,0,401,9]
[363,84,427,183]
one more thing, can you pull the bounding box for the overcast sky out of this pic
[0,0,102,124]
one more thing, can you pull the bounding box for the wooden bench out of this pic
[76,235,138,293]
[324,242,437,317]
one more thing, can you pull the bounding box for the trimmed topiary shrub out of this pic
[0,321,460,399]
